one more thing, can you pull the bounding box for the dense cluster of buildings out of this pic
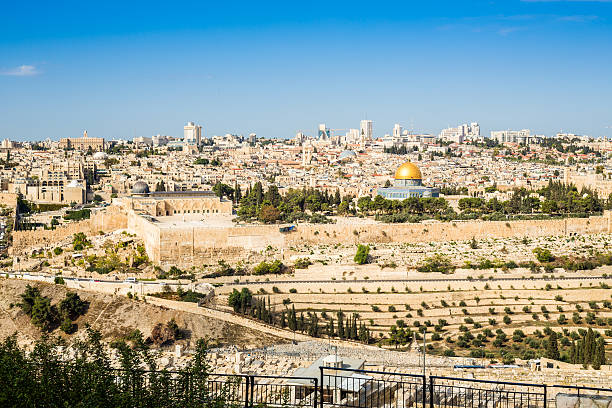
[0,120,611,210]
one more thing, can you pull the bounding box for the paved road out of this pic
[4,271,611,288]
[0,272,189,286]
[224,275,612,286]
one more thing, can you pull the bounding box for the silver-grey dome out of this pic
[338,150,357,161]
[132,181,150,195]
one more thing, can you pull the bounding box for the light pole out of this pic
[422,328,426,378]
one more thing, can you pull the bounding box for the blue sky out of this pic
[1,0,611,141]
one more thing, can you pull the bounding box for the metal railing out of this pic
[429,376,547,407]
[110,369,318,408]
[34,364,612,408]
[549,384,612,406]
[320,366,427,408]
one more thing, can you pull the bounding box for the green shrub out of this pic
[60,317,76,334]
[354,244,370,265]
[253,260,284,275]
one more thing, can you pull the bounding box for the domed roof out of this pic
[394,162,422,180]
[338,150,357,160]
[132,181,150,194]
[93,151,108,160]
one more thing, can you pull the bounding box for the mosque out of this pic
[377,161,439,200]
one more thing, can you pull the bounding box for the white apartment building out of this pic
[439,122,480,144]
[393,123,402,139]
[360,120,373,142]
[184,122,202,146]
[133,136,153,146]
[490,129,532,144]
[152,134,169,147]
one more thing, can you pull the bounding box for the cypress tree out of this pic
[545,332,559,361]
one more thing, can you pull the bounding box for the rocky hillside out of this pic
[0,278,281,349]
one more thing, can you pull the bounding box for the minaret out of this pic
[83,130,88,138]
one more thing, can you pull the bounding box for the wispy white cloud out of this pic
[557,14,599,22]
[1,65,40,76]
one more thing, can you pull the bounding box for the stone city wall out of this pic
[11,206,129,254]
[155,222,282,266]
[12,205,611,268]
[144,213,610,267]
[0,192,18,208]
[91,206,128,232]
[286,214,610,246]
[11,219,93,253]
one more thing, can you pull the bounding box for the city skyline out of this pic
[1,0,612,140]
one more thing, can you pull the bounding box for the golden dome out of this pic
[394,162,422,180]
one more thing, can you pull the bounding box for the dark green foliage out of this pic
[63,209,91,221]
[228,288,253,313]
[19,287,88,333]
[227,289,371,343]
[0,328,232,408]
[417,254,455,273]
[252,260,285,275]
[60,317,76,334]
[545,332,560,360]
[354,244,370,265]
[294,258,312,269]
[72,232,90,251]
[151,319,184,346]
[18,285,57,331]
[237,183,336,224]
[388,325,413,347]
[533,247,554,263]
[569,327,607,369]
[59,292,88,320]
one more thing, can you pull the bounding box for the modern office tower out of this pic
[470,122,480,138]
[318,124,330,140]
[184,122,202,146]
[248,133,257,144]
[360,120,373,141]
[393,123,402,139]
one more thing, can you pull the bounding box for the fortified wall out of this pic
[10,205,127,254]
[130,211,612,267]
[0,192,18,208]
[287,215,610,246]
[10,204,612,268]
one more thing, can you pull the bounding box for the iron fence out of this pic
[35,364,612,408]
[549,384,612,407]
[429,376,547,408]
[111,369,318,408]
[320,366,427,408]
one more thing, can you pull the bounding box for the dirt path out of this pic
[145,296,380,350]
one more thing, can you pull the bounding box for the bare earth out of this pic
[0,278,282,349]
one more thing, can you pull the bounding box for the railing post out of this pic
[245,375,250,408]
[250,376,255,408]
[543,384,547,408]
[320,367,324,408]
[313,378,318,408]
[422,375,427,408]
[429,377,434,408]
